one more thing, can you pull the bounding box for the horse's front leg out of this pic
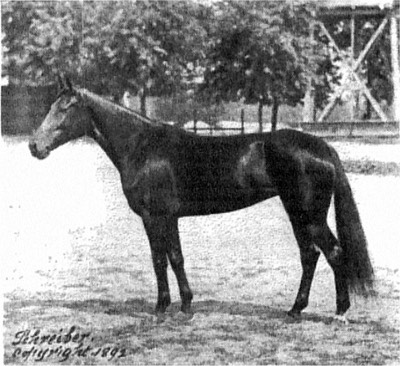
[143,215,193,314]
[143,215,171,314]
[165,217,193,313]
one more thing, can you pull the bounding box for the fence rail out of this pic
[183,120,400,138]
[187,126,245,135]
[300,121,399,138]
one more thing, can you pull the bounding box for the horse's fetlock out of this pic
[336,296,350,315]
[182,287,193,301]
[180,289,193,314]
[292,294,309,313]
[156,292,171,313]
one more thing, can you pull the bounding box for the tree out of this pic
[201,1,336,131]
[2,1,210,116]
[100,0,209,115]
[2,1,83,85]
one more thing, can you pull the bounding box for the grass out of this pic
[343,160,400,176]
[4,293,400,364]
[3,137,400,365]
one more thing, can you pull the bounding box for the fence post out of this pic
[241,108,245,134]
[193,110,197,134]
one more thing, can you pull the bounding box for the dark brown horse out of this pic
[29,76,374,320]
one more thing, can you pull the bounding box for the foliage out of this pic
[2,1,83,85]
[2,1,209,106]
[154,91,225,126]
[200,1,337,129]
[3,1,392,124]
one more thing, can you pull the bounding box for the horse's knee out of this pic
[307,224,344,265]
[307,223,325,238]
[327,245,344,266]
[303,224,346,269]
[300,245,320,265]
[169,251,183,269]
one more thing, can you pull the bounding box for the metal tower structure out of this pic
[302,0,400,124]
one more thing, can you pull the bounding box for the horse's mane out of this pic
[77,88,163,127]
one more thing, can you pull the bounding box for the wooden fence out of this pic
[184,117,399,138]
[183,107,399,137]
[2,86,398,138]
[300,121,399,138]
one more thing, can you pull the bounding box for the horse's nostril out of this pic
[29,141,37,155]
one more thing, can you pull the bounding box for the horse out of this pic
[29,75,374,320]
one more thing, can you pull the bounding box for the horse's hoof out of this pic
[287,309,301,317]
[333,314,349,325]
[180,304,192,315]
[155,312,167,323]
[175,311,193,321]
[286,310,301,322]
[155,302,170,315]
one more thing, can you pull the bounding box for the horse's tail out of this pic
[333,155,374,296]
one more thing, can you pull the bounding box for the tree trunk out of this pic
[258,97,263,133]
[240,108,245,134]
[271,97,279,131]
[139,87,147,117]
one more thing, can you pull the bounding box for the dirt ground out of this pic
[2,136,400,365]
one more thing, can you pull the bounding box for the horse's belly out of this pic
[178,187,278,216]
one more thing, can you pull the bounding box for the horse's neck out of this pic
[89,124,122,170]
[79,89,146,170]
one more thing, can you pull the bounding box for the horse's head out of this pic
[29,75,92,159]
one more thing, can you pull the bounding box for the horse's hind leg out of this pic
[278,157,339,317]
[314,225,350,316]
[288,221,350,317]
[287,223,321,317]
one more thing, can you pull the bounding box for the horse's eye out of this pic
[56,122,68,131]
[59,96,78,111]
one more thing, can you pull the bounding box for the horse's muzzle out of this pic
[29,140,50,160]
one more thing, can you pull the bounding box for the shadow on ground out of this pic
[5,297,359,326]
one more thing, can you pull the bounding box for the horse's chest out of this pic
[121,158,180,217]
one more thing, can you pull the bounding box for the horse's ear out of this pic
[64,76,73,91]
[57,73,73,91]
[57,74,65,91]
